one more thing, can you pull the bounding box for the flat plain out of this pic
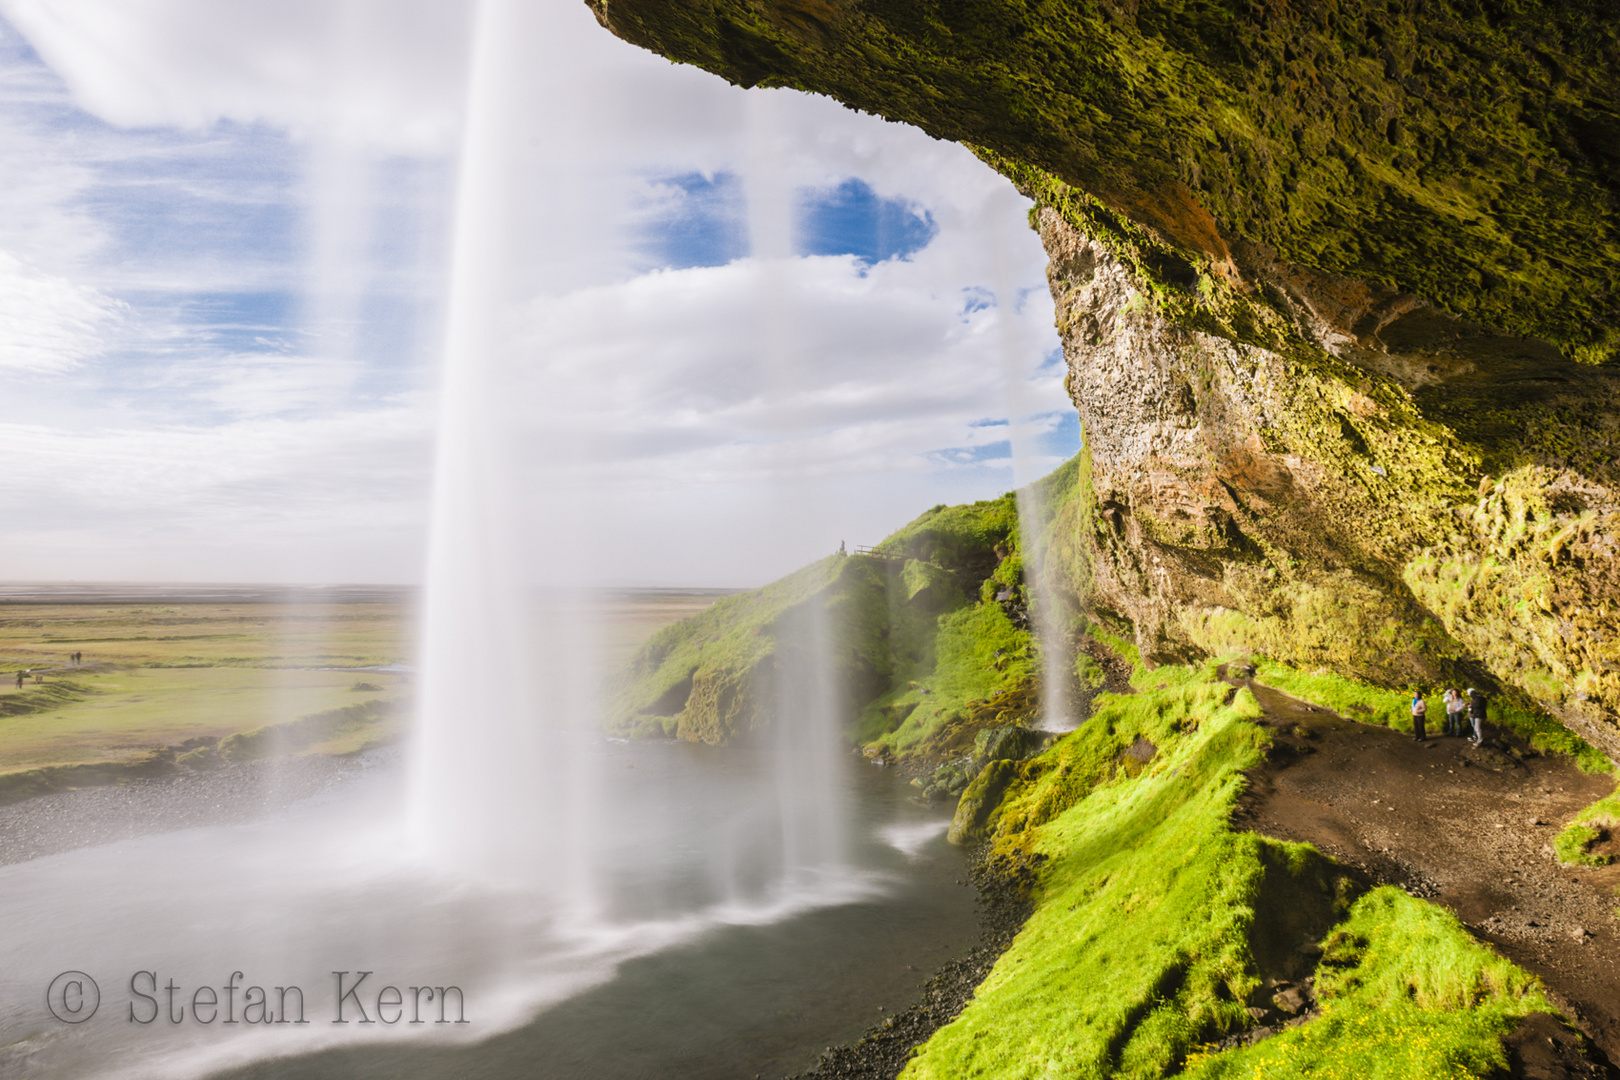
[0,585,729,780]
[0,590,411,775]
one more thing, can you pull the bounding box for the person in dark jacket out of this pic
[1467,688,1487,745]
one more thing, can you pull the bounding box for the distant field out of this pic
[0,593,412,777]
[0,599,406,670]
[595,589,739,667]
[0,586,726,784]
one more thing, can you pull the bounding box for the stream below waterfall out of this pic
[0,740,978,1080]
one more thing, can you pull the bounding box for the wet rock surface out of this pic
[1231,674,1620,1071]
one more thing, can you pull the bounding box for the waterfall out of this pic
[409,0,852,912]
[407,0,604,908]
[772,591,852,887]
[983,187,1078,733]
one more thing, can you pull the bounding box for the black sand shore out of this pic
[0,750,393,868]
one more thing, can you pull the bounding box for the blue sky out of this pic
[0,0,1075,586]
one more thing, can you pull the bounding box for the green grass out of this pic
[859,599,1034,757]
[0,667,409,773]
[1553,783,1620,868]
[0,600,412,786]
[908,677,1279,1079]
[907,653,1557,1079]
[217,698,400,761]
[0,601,405,669]
[607,554,889,743]
[0,591,706,800]
[1183,889,1548,1079]
[1253,662,1420,732]
[613,459,1089,760]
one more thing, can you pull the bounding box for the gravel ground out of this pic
[1231,674,1620,1076]
[0,750,396,868]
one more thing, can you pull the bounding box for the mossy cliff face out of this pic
[610,488,1077,755]
[1038,197,1620,759]
[610,554,891,744]
[589,0,1618,361]
[590,0,1620,758]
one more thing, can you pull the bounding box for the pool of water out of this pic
[0,741,977,1080]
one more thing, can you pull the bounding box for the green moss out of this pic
[1554,824,1608,868]
[1553,782,1620,867]
[1403,467,1620,761]
[908,662,1552,1078]
[595,0,1620,361]
[1183,889,1548,1079]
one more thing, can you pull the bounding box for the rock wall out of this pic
[589,0,1620,759]
[1038,194,1620,759]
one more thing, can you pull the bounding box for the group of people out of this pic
[1410,687,1486,744]
[9,652,85,688]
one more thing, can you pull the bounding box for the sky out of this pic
[0,0,1075,588]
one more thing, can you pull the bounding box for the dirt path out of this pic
[1226,671,1620,1073]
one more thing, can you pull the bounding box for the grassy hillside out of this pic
[608,457,1088,760]
[914,640,1572,1079]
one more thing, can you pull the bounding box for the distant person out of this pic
[1467,688,1487,745]
[1410,689,1428,742]
[14,670,21,689]
[838,540,847,556]
[1442,688,1465,737]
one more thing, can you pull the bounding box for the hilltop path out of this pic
[1228,671,1620,1076]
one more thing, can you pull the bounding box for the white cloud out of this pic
[0,0,473,150]
[514,252,1064,477]
[0,0,1073,587]
[0,249,124,370]
[0,402,430,581]
[149,352,366,418]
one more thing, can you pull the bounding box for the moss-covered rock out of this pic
[591,0,1620,362]
[609,553,889,744]
[947,756,1018,845]
[611,484,1068,752]
[591,0,1620,759]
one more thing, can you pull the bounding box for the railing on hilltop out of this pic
[852,545,906,563]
